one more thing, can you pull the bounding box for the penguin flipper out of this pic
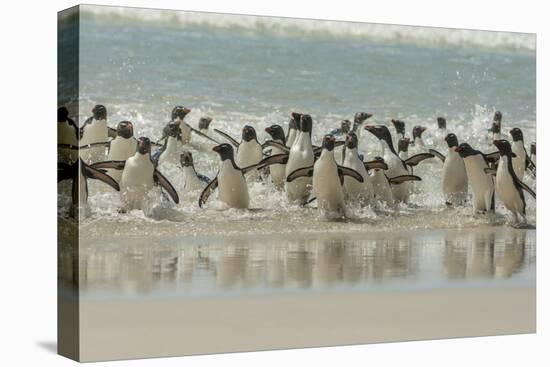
[153,170,179,204]
[197,174,211,184]
[107,127,117,139]
[257,153,289,170]
[428,149,446,163]
[82,164,120,192]
[213,129,240,148]
[364,159,388,171]
[199,176,219,208]
[405,152,434,167]
[483,151,501,164]
[190,127,221,145]
[286,166,314,182]
[388,174,422,185]
[525,149,536,177]
[484,167,497,176]
[80,141,110,150]
[518,180,536,199]
[90,160,126,170]
[262,140,290,153]
[337,166,364,183]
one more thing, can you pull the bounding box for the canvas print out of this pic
[57,5,536,362]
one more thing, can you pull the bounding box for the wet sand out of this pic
[78,287,535,361]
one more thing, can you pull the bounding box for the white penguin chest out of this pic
[80,119,107,145]
[313,153,343,199]
[218,160,249,208]
[108,137,137,161]
[496,158,522,209]
[237,140,263,168]
[121,155,155,189]
[464,155,493,193]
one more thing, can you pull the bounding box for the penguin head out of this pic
[364,124,392,143]
[300,114,313,133]
[493,139,516,157]
[340,120,352,134]
[265,125,285,142]
[117,121,134,139]
[488,122,501,134]
[92,105,107,120]
[58,106,69,122]
[444,133,459,148]
[494,111,502,123]
[391,119,406,135]
[531,142,536,156]
[322,134,336,151]
[171,106,191,121]
[213,143,234,161]
[291,112,303,131]
[398,138,410,153]
[345,132,358,149]
[198,117,212,130]
[437,117,447,130]
[510,128,524,142]
[180,151,194,167]
[412,126,427,139]
[354,112,373,125]
[137,137,151,155]
[455,143,478,158]
[242,125,257,142]
[288,117,298,131]
[166,123,180,138]
[372,156,385,172]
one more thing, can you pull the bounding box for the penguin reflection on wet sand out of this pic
[428,133,468,206]
[286,135,364,217]
[58,159,120,216]
[92,137,179,212]
[199,143,259,209]
[486,140,536,226]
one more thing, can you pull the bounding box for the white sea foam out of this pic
[82,5,535,52]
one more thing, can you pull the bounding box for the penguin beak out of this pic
[364,125,375,131]
[454,146,462,153]
[265,127,273,134]
[183,107,191,115]
[366,113,374,119]
[212,145,221,153]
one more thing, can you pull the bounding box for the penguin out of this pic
[286,114,300,148]
[351,112,373,135]
[156,123,183,168]
[367,156,421,205]
[199,143,259,209]
[530,142,536,165]
[214,125,264,181]
[397,138,410,160]
[57,106,79,163]
[331,120,352,164]
[342,132,370,203]
[364,125,433,202]
[488,139,536,224]
[57,159,120,215]
[158,106,192,145]
[286,135,364,216]
[264,124,287,188]
[105,121,138,183]
[79,105,109,164]
[180,151,210,192]
[190,116,221,145]
[428,133,468,206]
[391,119,406,141]
[454,143,495,213]
[91,137,179,212]
[488,111,502,141]
[409,125,428,155]
[509,127,536,179]
[435,117,448,145]
[284,114,315,204]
